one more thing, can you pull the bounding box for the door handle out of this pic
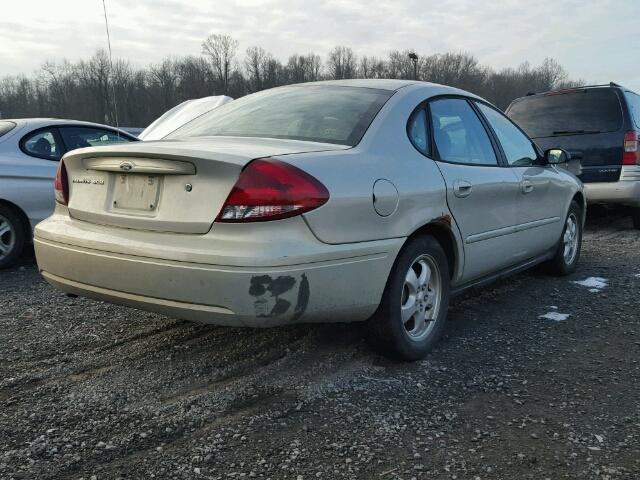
[521,179,534,194]
[453,180,473,198]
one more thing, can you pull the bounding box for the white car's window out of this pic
[22,130,61,160]
[59,126,132,151]
[407,108,429,154]
[430,98,497,166]
[167,86,393,146]
[476,102,538,167]
[0,121,16,137]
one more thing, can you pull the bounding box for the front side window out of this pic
[407,108,429,154]
[429,98,498,166]
[22,130,60,160]
[476,102,538,166]
[59,127,132,151]
[167,85,393,146]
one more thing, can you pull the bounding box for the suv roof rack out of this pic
[571,82,622,89]
[534,82,624,97]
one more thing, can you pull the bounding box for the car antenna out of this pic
[102,0,120,139]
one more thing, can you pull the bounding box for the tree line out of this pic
[0,34,582,127]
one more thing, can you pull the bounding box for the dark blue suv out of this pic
[507,83,640,229]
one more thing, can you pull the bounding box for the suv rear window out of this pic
[507,89,623,138]
[626,91,640,129]
[167,85,393,146]
[0,121,16,138]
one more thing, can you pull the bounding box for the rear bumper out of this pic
[34,213,402,327]
[584,181,640,207]
[584,167,640,207]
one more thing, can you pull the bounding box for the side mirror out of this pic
[544,148,571,165]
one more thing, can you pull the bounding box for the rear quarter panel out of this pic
[284,85,466,278]
[0,142,58,230]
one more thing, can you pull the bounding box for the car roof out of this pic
[295,79,420,91]
[286,79,486,102]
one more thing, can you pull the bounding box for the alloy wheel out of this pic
[400,254,442,342]
[563,213,579,265]
[0,214,15,261]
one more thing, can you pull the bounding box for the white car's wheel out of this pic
[367,235,450,361]
[0,205,26,269]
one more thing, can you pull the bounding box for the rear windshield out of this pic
[167,85,393,146]
[507,89,623,138]
[0,121,16,138]
[626,91,640,129]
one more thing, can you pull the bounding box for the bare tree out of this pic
[201,34,238,94]
[327,46,357,80]
[359,56,385,79]
[286,53,322,83]
[0,33,583,125]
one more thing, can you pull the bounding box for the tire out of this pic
[0,204,26,269]
[632,207,640,230]
[366,235,450,361]
[546,200,582,276]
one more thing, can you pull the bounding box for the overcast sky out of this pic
[1,0,639,89]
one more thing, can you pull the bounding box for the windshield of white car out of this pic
[0,121,16,137]
[166,86,394,146]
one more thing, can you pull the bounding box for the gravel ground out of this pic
[1,206,639,480]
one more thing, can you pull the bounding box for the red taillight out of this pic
[623,131,640,165]
[54,160,69,205]
[217,158,329,222]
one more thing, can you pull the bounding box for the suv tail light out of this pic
[217,158,329,222]
[54,160,69,205]
[623,131,640,165]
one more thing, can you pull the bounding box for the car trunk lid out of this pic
[62,136,348,234]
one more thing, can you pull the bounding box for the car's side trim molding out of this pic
[450,249,555,297]
[466,217,560,244]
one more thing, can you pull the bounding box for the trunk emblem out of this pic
[120,162,133,171]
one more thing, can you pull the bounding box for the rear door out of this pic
[476,101,565,255]
[428,97,523,281]
[507,88,624,183]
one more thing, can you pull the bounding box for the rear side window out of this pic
[59,126,132,151]
[507,89,623,138]
[430,98,498,166]
[476,102,538,166]
[626,92,640,129]
[407,108,429,154]
[0,121,16,137]
[22,129,61,160]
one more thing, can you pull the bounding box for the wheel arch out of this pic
[0,199,32,241]
[405,218,462,280]
[571,190,587,224]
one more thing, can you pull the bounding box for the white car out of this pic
[0,119,137,267]
[139,96,233,141]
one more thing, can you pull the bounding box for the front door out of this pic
[429,97,523,282]
[475,102,566,256]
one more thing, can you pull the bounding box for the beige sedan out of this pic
[35,80,584,360]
